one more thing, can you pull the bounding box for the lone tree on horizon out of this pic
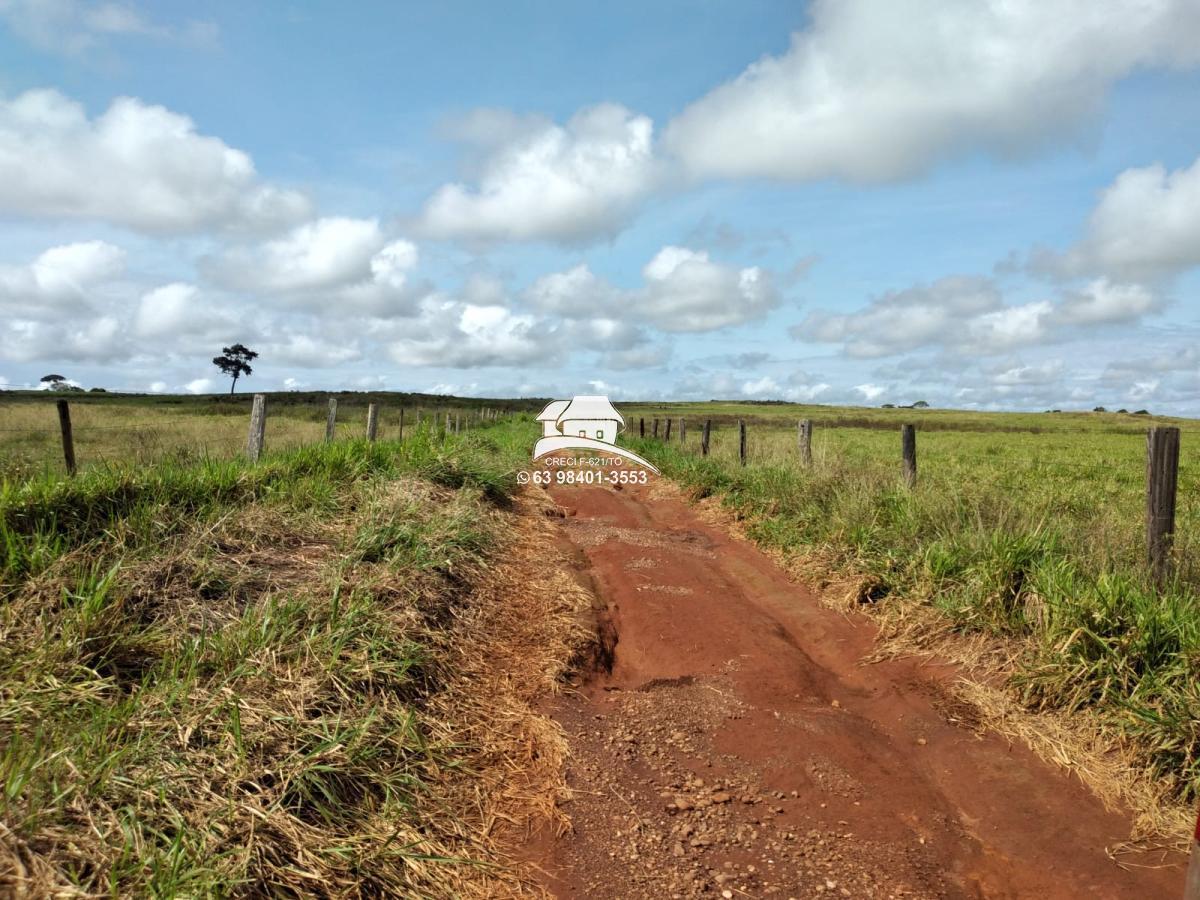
[212,344,259,395]
[39,374,81,391]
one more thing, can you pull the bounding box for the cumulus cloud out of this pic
[797,276,1003,357]
[1044,155,1200,279]
[526,247,780,333]
[0,240,125,318]
[639,247,777,332]
[134,282,236,340]
[797,275,1162,358]
[263,333,362,368]
[664,0,1200,182]
[1054,279,1159,325]
[184,377,215,394]
[418,103,659,243]
[2,315,126,362]
[0,89,310,233]
[204,218,421,314]
[525,263,618,317]
[386,296,548,368]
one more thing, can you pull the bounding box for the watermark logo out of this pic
[528,395,659,476]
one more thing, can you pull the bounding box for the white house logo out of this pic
[532,395,660,474]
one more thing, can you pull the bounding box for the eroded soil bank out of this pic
[525,481,1184,899]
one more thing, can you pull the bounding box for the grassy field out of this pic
[620,405,1200,810]
[3,391,1198,878]
[0,391,537,483]
[0,413,584,897]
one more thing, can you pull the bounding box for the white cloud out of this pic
[1053,278,1159,325]
[742,376,780,396]
[265,333,362,368]
[0,89,310,233]
[134,282,236,340]
[0,0,218,55]
[211,218,383,293]
[525,263,617,317]
[526,248,779,333]
[855,383,886,401]
[205,218,421,314]
[798,274,1162,358]
[1128,379,1160,402]
[798,276,1002,357]
[0,240,125,316]
[148,380,166,393]
[387,296,547,368]
[185,377,214,394]
[1049,156,1200,278]
[965,301,1053,353]
[1103,346,1200,381]
[418,103,658,243]
[642,247,777,332]
[664,0,1200,182]
[2,315,126,362]
[988,359,1064,386]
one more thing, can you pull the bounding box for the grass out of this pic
[619,407,1200,810]
[0,392,540,483]
[0,416,579,897]
[5,391,1199,876]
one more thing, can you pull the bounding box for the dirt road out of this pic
[528,481,1184,899]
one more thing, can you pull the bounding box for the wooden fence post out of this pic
[901,424,917,487]
[799,419,813,466]
[739,419,747,466]
[702,420,711,457]
[245,394,266,461]
[366,403,379,441]
[1147,426,1181,585]
[653,418,659,439]
[325,398,337,442]
[664,418,672,442]
[640,417,645,438]
[56,399,76,476]
[679,418,686,444]
[398,408,405,442]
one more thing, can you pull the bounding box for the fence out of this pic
[638,415,1185,586]
[18,396,514,481]
[11,401,1191,584]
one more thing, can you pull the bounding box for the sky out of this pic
[1,0,1200,412]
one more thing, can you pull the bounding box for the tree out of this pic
[39,374,81,391]
[212,344,259,395]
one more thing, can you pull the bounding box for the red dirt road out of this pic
[530,481,1184,899]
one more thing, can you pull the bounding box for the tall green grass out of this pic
[0,419,534,896]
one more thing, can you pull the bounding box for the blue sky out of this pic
[2,1,1200,412]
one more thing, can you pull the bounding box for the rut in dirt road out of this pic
[528,481,1185,900]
